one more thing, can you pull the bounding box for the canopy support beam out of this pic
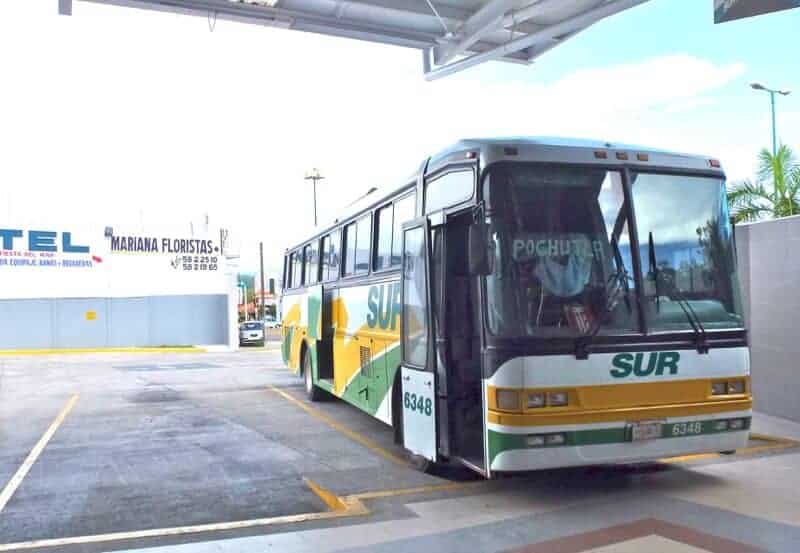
[424,0,650,81]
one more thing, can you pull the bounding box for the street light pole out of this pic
[304,168,325,227]
[750,82,792,156]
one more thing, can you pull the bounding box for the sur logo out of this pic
[366,283,402,331]
[611,352,680,378]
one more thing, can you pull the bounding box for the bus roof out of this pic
[429,136,723,171]
[287,136,725,252]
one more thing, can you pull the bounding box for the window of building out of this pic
[425,170,473,214]
[375,204,394,271]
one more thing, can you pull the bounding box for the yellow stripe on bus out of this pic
[487,379,750,412]
[488,399,752,427]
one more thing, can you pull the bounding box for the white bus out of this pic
[282,137,751,477]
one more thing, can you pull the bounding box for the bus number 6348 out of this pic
[404,392,432,416]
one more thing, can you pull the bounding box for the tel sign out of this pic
[0,229,90,253]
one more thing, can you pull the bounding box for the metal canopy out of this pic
[59,0,650,80]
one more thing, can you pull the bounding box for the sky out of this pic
[0,1,798,277]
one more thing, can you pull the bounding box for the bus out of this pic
[280,137,751,477]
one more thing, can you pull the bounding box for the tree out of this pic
[728,145,800,223]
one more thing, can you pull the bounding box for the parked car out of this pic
[263,317,281,329]
[239,321,265,347]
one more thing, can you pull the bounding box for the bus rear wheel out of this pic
[303,351,324,402]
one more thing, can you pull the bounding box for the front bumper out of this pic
[488,411,751,472]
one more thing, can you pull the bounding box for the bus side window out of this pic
[321,235,331,281]
[329,229,341,279]
[425,170,473,214]
[355,214,371,274]
[292,251,302,288]
[343,222,357,277]
[392,193,415,266]
[306,241,319,285]
[302,245,311,286]
[375,204,393,271]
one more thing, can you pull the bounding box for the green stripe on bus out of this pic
[488,417,751,464]
[338,344,402,417]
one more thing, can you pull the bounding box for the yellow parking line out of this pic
[0,347,206,356]
[660,432,800,465]
[0,479,368,552]
[305,478,350,511]
[350,481,482,501]
[0,394,79,514]
[268,386,409,467]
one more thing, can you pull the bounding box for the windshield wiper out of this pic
[648,232,709,354]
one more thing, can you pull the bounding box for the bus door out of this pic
[440,212,486,474]
[400,218,437,461]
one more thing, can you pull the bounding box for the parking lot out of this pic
[1,350,800,553]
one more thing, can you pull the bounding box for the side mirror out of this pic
[468,223,492,276]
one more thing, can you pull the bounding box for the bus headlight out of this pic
[497,390,520,410]
[527,435,545,447]
[729,419,745,430]
[728,380,745,394]
[547,392,568,407]
[527,393,545,408]
[544,433,566,446]
[711,382,728,395]
[713,420,729,432]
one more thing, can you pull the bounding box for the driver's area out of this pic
[483,163,639,341]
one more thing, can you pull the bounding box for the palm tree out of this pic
[728,145,800,223]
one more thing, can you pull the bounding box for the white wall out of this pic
[736,215,800,422]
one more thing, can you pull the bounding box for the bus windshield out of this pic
[483,163,639,338]
[482,163,744,339]
[632,172,744,332]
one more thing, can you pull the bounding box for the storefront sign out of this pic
[0,228,97,269]
[109,234,220,271]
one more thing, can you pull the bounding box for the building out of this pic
[0,222,240,350]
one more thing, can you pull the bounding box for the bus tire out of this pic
[303,349,324,402]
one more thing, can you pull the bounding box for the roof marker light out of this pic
[616,152,629,161]
[594,151,608,159]
[504,147,519,156]
[637,153,649,162]
[465,151,478,160]
[709,159,721,168]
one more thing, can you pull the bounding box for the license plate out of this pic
[629,421,663,442]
